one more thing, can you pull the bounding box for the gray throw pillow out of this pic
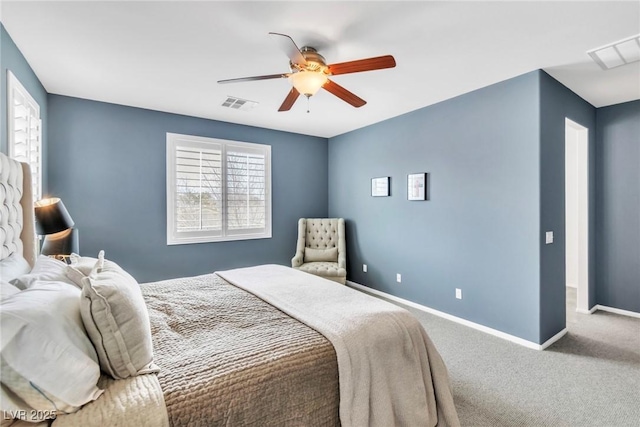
[80,258,159,379]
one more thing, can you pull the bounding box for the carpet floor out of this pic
[368,287,640,427]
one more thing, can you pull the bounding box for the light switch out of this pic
[396,273,402,283]
[363,264,367,273]
[545,231,554,244]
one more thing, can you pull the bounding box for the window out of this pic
[166,133,271,244]
[7,71,42,201]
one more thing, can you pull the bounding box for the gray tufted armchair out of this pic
[291,218,346,284]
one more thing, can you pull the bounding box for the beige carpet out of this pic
[364,287,640,427]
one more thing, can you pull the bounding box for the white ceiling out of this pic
[2,1,639,138]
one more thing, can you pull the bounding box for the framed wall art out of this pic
[407,173,427,201]
[371,177,390,197]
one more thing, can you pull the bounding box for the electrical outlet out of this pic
[455,288,462,299]
[363,264,367,273]
[545,231,554,244]
[396,273,402,283]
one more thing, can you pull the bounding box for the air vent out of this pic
[588,34,640,70]
[221,96,258,111]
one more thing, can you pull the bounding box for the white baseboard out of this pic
[346,281,566,351]
[595,305,640,319]
[576,306,597,315]
[539,328,568,350]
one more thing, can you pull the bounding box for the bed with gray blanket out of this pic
[1,153,459,427]
[145,272,341,426]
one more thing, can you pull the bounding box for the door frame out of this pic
[565,118,590,313]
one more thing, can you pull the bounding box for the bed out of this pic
[0,152,460,427]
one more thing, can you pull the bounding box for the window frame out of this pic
[7,70,42,202]
[166,133,272,245]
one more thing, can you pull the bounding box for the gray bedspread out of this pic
[141,273,340,427]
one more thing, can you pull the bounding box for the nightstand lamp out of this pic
[34,197,79,257]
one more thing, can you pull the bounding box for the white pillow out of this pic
[0,280,20,302]
[0,282,103,420]
[10,255,77,290]
[0,254,31,283]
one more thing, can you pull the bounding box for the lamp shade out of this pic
[34,198,75,235]
[41,228,79,256]
[288,71,328,96]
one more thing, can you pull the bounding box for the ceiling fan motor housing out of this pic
[293,47,328,73]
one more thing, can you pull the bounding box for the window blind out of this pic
[175,146,222,232]
[226,149,266,232]
[167,133,271,245]
[8,71,42,201]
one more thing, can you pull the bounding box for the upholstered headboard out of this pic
[0,152,37,267]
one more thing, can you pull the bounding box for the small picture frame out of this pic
[407,173,427,201]
[371,176,390,197]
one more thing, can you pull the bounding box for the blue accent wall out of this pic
[328,70,603,344]
[329,72,543,343]
[595,100,640,313]
[0,23,48,190]
[47,95,328,283]
[538,71,596,341]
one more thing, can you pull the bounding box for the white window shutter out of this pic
[167,133,271,245]
[226,146,268,235]
[175,146,222,232]
[8,71,42,201]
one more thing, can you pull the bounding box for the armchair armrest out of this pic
[292,251,304,268]
[338,253,346,270]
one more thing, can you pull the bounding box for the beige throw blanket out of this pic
[217,264,460,427]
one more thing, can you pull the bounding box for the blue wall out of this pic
[329,72,543,343]
[0,23,48,190]
[47,95,328,283]
[8,19,636,342]
[595,100,640,313]
[538,71,596,341]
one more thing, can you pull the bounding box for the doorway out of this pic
[565,118,589,314]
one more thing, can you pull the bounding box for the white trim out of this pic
[576,306,597,315]
[7,70,42,201]
[539,328,568,350]
[346,280,567,351]
[595,305,640,319]
[565,118,590,314]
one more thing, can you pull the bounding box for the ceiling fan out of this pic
[217,33,396,112]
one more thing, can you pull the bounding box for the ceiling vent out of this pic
[588,34,640,70]
[221,96,258,111]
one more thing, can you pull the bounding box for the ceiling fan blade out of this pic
[269,32,307,66]
[322,79,366,108]
[217,73,288,84]
[328,55,396,76]
[278,87,300,112]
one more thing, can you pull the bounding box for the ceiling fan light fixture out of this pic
[219,33,396,111]
[288,71,328,96]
